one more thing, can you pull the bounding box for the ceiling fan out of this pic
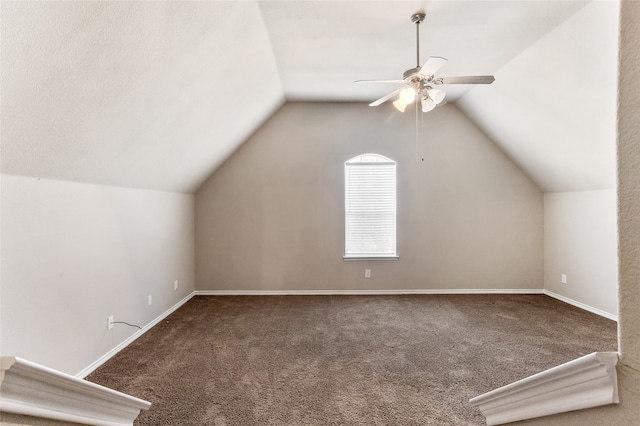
[357,12,495,113]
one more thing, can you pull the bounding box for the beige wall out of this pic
[544,190,618,317]
[0,175,195,375]
[617,0,640,376]
[195,102,543,292]
[518,1,640,424]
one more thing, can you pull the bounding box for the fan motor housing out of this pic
[403,67,421,79]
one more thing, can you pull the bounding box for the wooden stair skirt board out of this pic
[1,356,151,426]
[469,352,619,425]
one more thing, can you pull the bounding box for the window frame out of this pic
[343,153,398,261]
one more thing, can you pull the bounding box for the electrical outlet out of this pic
[174,280,179,291]
[365,269,371,278]
[108,315,114,330]
[561,274,567,284]
[148,295,152,305]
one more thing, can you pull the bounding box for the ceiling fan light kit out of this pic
[399,87,416,103]
[357,11,495,114]
[426,87,446,104]
[422,97,436,113]
[393,98,408,113]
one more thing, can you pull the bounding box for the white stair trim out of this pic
[1,356,151,426]
[195,288,544,296]
[469,352,619,425]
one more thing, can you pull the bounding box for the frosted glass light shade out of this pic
[428,87,446,104]
[422,97,436,112]
[393,99,407,112]
[399,87,416,104]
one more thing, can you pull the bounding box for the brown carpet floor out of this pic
[87,294,617,425]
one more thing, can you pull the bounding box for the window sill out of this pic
[343,255,399,261]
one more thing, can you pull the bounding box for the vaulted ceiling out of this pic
[1,1,618,194]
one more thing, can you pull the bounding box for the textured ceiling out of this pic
[260,1,588,103]
[1,1,284,193]
[458,1,619,192]
[1,1,616,194]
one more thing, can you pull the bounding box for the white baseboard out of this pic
[76,292,196,378]
[196,289,618,321]
[76,288,614,378]
[543,290,618,322]
[195,288,544,296]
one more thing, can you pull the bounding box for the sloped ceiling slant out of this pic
[1,0,613,194]
[1,0,284,193]
[457,1,619,192]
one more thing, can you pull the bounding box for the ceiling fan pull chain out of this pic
[416,100,419,161]
[416,16,420,67]
[421,108,425,162]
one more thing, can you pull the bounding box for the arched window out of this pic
[344,153,397,258]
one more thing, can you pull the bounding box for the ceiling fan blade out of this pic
[435,75,495,85]
[356,79,406,84]
[369,88,401,107]
[418,56,448,77]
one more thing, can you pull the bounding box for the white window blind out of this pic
[344,154,397,258]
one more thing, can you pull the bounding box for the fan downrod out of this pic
[405,12,426,79]
[410,12,426,68]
